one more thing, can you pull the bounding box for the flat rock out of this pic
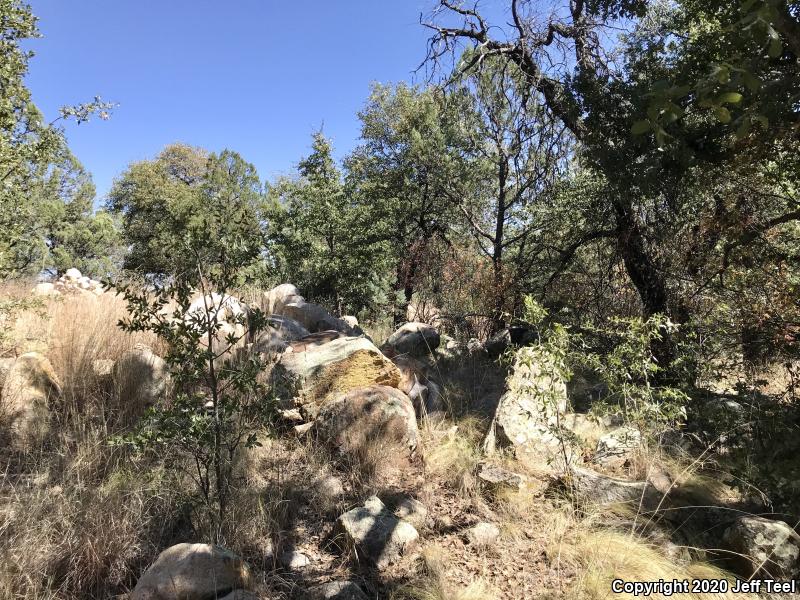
[130,543,251,600]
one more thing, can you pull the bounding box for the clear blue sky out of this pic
[25,1,507,202]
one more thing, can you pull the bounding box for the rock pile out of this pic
[32,268,106,297]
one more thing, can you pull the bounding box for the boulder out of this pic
[594,425,642,467]
[112,345,168,408]
[342,315,359,329]
[260,283,303,315]
[273,336,400,413]
[465,522,501,548]
[483,346,570,465]
[130,543,252,600]
[566,467,663,511]
[385,322,440,356]
[391,355,444,418]
[282,299,360,336]
[32,282,58,296]
[267,315,311,341]
[485,326,537,359]
[64,267,82,280]
[721,516,800,579]
[307,580,369,600]
[316,385,420,459]
[334,496,419,569]
[186,293,250,361]
[0,353,61,446]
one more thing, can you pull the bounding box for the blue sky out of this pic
[25,1,508,201]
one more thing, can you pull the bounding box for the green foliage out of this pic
[267,132,392,314]
[0,0,116,279]
[108,144,267,283]
[111,187,272,538]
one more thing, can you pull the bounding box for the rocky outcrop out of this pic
[112,345,168,408]
[0,353,61,446]
[273,336,400,414]
[391,354,444,418]
[483,346,570,466]
[32,268,107,297]
[721,516,800,579]
[130,543,252,600]
[334,496,419,569]
[316,385,420,459]
[260,284,360,336]
[385,322,440,356]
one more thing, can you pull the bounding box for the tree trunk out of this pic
[614,199,676,372]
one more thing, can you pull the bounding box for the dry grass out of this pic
[421,417,485,497]
[555,529,750,600]
[390,546,498,600]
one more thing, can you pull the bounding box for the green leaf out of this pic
[768,37,782,58]
[714,107,732,123]
[631,120,651,135]
[753,114,769,129]
[717,92,743,105]
[742,71,762,92]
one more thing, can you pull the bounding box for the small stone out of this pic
[308,580,369,600]
[334,496,419,569]
[478,463,526,490]
[64,268,82,280]
[280,550,310,570]
[466,522,501,548]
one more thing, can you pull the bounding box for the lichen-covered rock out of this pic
[567,467,663,511]
[483,346,569,465]
[385,322,440,356]
[273,336,400,412]
[721,516,800,579]
[594,425,642,467]
[316,385,419,459]
[0,353,60,446]
[478,463,527,491]
[334,496,419,569]
[130,543,251,600]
